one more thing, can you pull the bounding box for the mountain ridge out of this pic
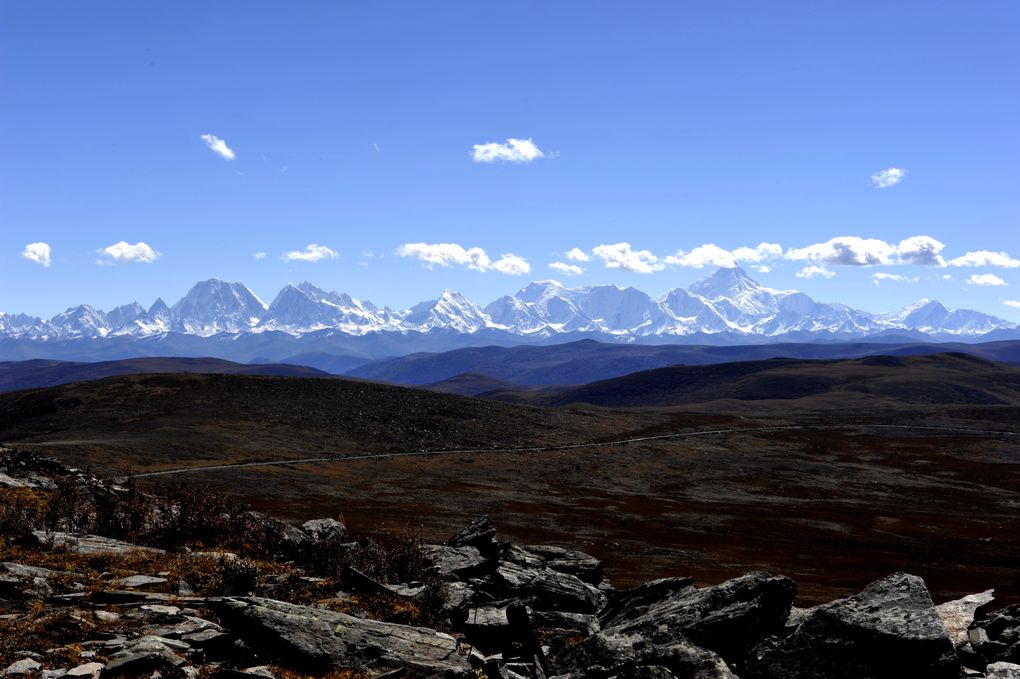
[2,269,1017,358]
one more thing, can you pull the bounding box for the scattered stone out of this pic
[140,604,181,616]
[101,650,185,677]
[64,663,103,678]
[749,572,959,679]
[599,576,696,628]
[31,532,162,555]
[2,659,41,676]
[113,574,168,591]
[209,596,475,676]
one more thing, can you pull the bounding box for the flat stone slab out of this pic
[209,596,475,676]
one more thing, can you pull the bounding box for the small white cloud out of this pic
[253,252,267,260]
[967,273,1007,287]
[200,134,235,160]
[21,242,52,267]
[97,241,160,264]
[796,265,836,279]
[550,261,584,277]
[1005,300,1020,309]
[948,250,1020,269]
[755,265,771,274]
[396,242,491,272]
[565,247,590,262]
[897,236,946,267]
[941,274,954,281]
[591,242,661,274]
[492,253,531,276]
[665,242,783,269]
[871,167,906,188]
[786,236,898,266]
[282,244,338,263]
[872,272,918,285]
[472,138,546,163]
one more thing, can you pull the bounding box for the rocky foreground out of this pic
[1,447,1019,679]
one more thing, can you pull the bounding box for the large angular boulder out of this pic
[607,572,796,669]
[522,545,604,585]
[493,561,608,614]
[552,627,737,679]
[747,572,959,679]
[600,577,696,628]
[208,596,474,676]
[447,516,498,556]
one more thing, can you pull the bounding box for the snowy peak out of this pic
[171,278,268,336]
[687,266,763,300]
[405,290,492,333]
[49,305,109,338]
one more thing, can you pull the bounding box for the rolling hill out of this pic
[349,338,1020,387]
[485,352,1020,409]
[0,357,332,393]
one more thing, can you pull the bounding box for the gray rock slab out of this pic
[209,596,474,677]
[936,589,995,647]
[748,572,959,679]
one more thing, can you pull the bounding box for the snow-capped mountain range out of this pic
[1,268,1016,350]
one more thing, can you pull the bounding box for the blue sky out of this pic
[2,1,1018,318]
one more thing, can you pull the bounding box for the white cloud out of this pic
[664,242,783,269]
[872,272,918,285]
[200,134,235,160]
[591,242,662,274]
[1005,300,1020,309]
[282,244,338,263]
[897,236,946,267]
[786,236,898,266]
[397,242,491,271]
[871,167,906,188]
[565,247,590,263]
[967,273,1007,287]
[941,274,954,280]
[21,242,52,267]
[796,265,836,279]
[948,250,1020,269]
[97,241,160,264]
[253,252,267,260]
[491,253,531,276]
[472,138,546,163]
[549,261,584,276]
[755,265,771,274]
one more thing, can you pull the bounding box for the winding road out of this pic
[120,422,1020,480]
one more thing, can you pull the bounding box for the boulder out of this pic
[987,663,1020,679]
[522,545,604,585]
[607,572,795,668]
[425,544,493,580]
[600,577,696,628]
[553,627,737,679]
[494,561,608,614]
[448,516,498,555]
[209,596,475,676]
[301,518,349,544]
[973,605,1020,663]
[936,589,994,647]
[748,572,959,679]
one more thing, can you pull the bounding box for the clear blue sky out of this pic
[2,1,1018,318]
